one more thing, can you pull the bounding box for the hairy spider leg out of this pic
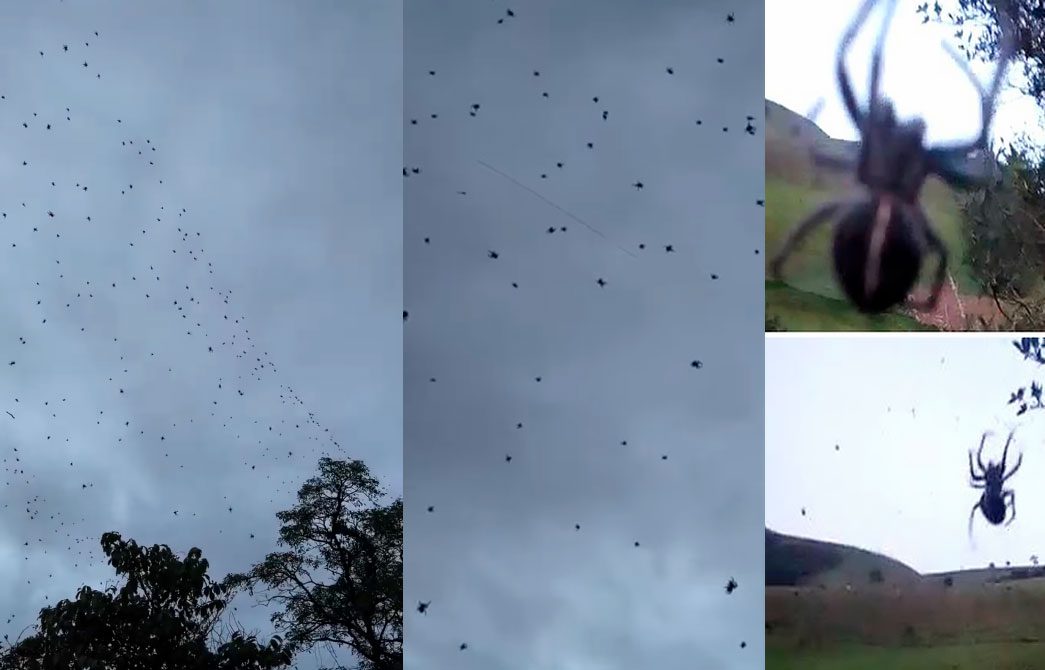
[1002,436,1022,481]
[969,449,986,483]
[931,1,1016,157]
[968,500,980,538]
[904,205,948,310]
[1005,453,1023,480]
[867,0,898,111]
[1004,489,1016,525]
[770,199,857,279]
[836,0,881,127]
[926,44,997,191]
[976,432,990,472]
[927,147,991,191]
[857,0,899,187]
[1000,429,1013,469]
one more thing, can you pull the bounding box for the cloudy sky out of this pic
[767,334,1045,575]
[403,1,763,668]
[0,2,400,669]
[766,0,1043,147]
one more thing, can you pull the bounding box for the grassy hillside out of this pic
[764,99,979,331]
[766,528,922,589]
[766,527,1045,669]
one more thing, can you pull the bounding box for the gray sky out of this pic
[0,3,400,669]
[404,1,763,668]
[767,334,1045,575]
[766,0,1042,146]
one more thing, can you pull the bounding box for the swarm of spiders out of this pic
[968,429,1022,537]
[770,0,1015,314]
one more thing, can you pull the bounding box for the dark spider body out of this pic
[770,0,1014,314]
[968,430,1022,536]
[833,201,921,312]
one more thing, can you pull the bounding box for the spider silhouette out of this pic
[968,429,1022,537]
[769,0,1014,313]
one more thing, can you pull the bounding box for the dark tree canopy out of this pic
[224,458,403,670]
[918,0,1045,103]
[0,532,292,670]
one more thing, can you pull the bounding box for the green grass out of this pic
[765,280,936,331]
[765,177,837,299]
[768,642,1045,670]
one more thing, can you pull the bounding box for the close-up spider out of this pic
[769,0,1015,313]
[968,429,1022,537]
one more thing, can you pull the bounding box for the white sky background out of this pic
[766,0,1044,147]
[767,335,1045,575]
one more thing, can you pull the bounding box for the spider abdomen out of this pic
[832,200,922,313]
[979,494,1008,525]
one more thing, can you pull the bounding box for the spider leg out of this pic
[931,2,1016,156]
[867,0,898,111]
[968,500,980,538]
[1000,428,1014,471]
[977,432,989,472]
[1003,450,1023,482]
[969,450,985,482]
[905,206,948,311]
[928,42,997,189]
[1004,490,1016,526]
[769,199,852,280]
[927,147,992,191]
[836,0,880,128]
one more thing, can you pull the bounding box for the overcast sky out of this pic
[0,3,400,669]
[767,334,1045,575]
[403,1,763,668]
[766,0,1043,147]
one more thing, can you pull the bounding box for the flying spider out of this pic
[968,429,1022,537]
[769,0,1014,313]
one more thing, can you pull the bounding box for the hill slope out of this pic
[766,527,921,588]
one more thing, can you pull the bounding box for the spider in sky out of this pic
[968,429,1021,537]
[769,0,1014,313]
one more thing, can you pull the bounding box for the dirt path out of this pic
[905,275,1004,331]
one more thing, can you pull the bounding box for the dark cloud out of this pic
[405,1,763,668]
[0,3,399,669]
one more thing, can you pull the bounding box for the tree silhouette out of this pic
[917,0,1045,103]
[0,532,292,670]
[224,458,403,670]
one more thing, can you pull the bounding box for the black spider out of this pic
[968,429,1022,536]
[769,0,1014,313]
